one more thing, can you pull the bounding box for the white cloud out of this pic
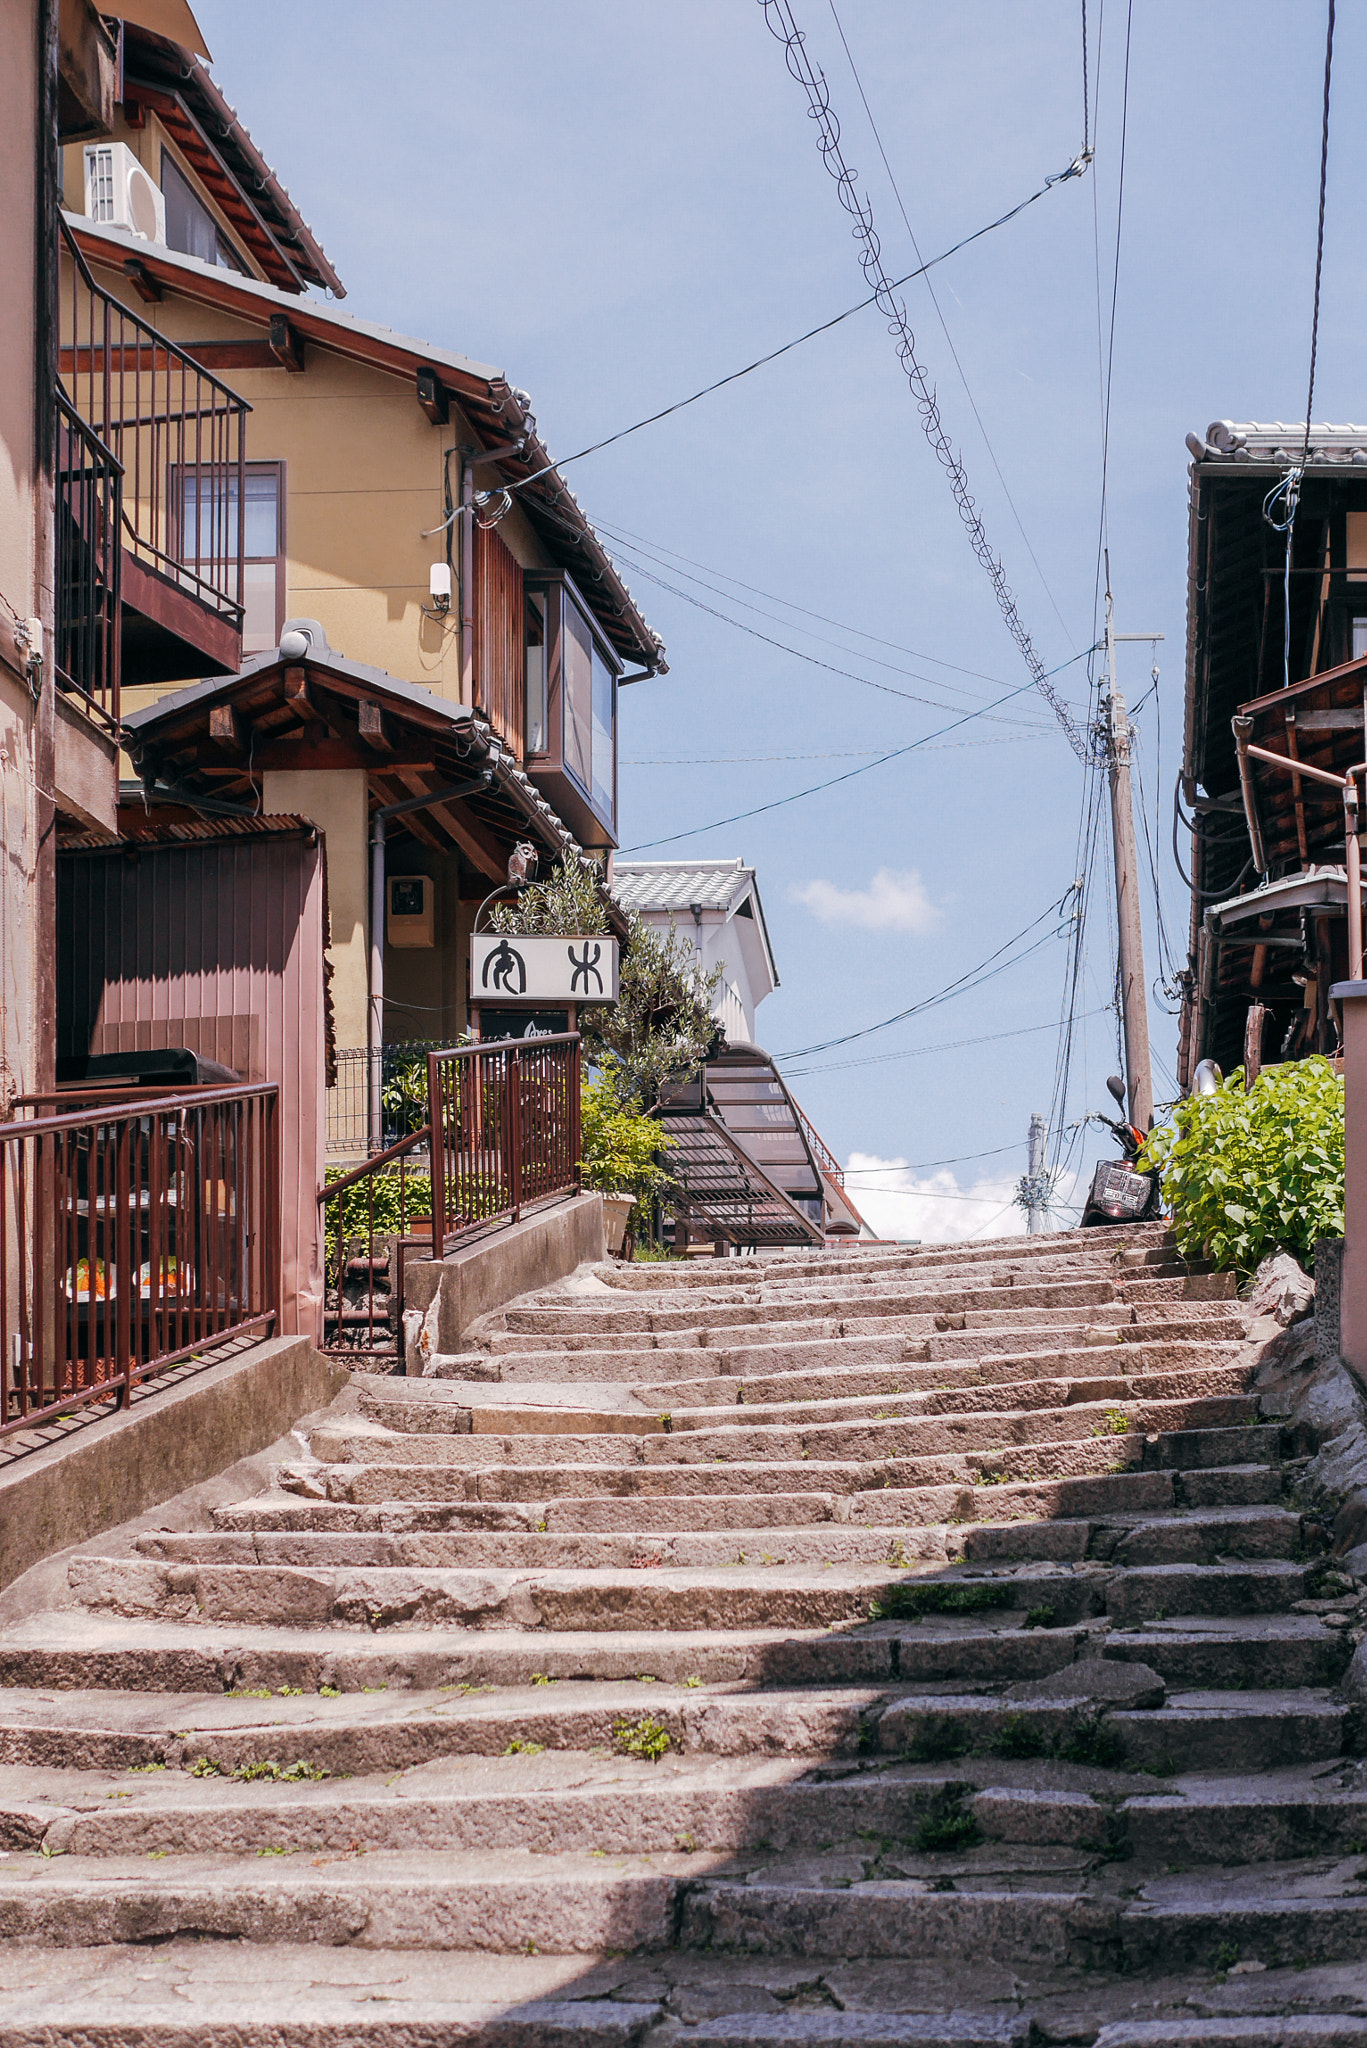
[841,1152,1084,1245]
[791,867,940,934]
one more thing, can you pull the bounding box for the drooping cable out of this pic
[825,0,1080,646]
[756,0,1088,761]
[778,891,1076,1061]
[1299,0,1336,473]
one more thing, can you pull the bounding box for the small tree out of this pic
[492,859,722,1108]
[1140,1055,1344,1274]
[579,1059,673,1208]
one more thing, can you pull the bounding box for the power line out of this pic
[609,549,1056,726]
[623,732,1050,766]
[758,0,1089,760]
[597,521,1048,691]
[779,891,1075,1060]
[826,0,1079,648]
[460,161,1090,519]
[619,649,1092,853]
[841,1143,1022,1175]
[603,526,1067,715]
[1299,0,1336,470]
[785,1007,1107,1080]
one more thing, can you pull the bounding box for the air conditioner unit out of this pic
[82,141,165,245]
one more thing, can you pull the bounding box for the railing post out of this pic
[427,1052,446,1252]
[571,1036,582,1193]
[508,1047,523,1224]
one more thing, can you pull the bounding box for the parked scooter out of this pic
[1079,1074,1162,1226]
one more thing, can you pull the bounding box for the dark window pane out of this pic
[161,152,242,271]
[563,595,594,796]
[591,644,615,827]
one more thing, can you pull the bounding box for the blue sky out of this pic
[198,0,1359,1236]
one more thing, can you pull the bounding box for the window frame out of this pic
[523,568,621,849]
[159,144,245,273]
[172,459,287,653]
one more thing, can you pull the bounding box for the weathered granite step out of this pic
[65,1555,1113,1634]
[377,1362,1251,1439]
[1103,1622,1352,1691]
[320,1430,1258,1506]
[134,1502,1310,1575]
[132,1524,957,1572]
[310,1395,1257,1471]
[0,1615,1103,1693]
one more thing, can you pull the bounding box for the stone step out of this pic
[1103,1623,1352,1691]
[133,1524,959,1572]
[0,1615,1105,1694]
[310,1395,1258,1471]
[1122,1781,1367,1865]
[376,1361,1252,1439]
[0,1946,1037,2048]
[67,1555,1118,1634]
[499,1279,1127,1336]
[322,1429,1268,1506]
[169,1504,1312,1575]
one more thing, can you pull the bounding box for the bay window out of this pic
[524,570,620,847]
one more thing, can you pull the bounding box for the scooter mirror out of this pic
[1105,1074,1127,1109]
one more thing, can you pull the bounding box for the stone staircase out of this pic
[1,1222,1365,2045]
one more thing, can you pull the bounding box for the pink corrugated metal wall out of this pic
[58,823,329,1341]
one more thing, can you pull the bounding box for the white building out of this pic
[612,859,778,1046]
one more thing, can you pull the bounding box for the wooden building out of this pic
[1180,421,1367,1085]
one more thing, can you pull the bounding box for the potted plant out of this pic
[579,1060,672,1256]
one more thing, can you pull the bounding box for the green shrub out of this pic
[322,1167,432,1267]
[1140,1056,1344,1275]
[579,1061,672,1210]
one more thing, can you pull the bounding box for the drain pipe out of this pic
[367,769,495,1150]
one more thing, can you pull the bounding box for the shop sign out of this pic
[470,933,619,1004]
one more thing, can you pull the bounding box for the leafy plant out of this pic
[914,1804,982,1853]
[579,1060,673,1206]
[612,1715,672,1762]
[868,1581,1018,1622]
[322,1166,433,1266]
[502,1738,544,1757]
[1140,1056,1344,1274]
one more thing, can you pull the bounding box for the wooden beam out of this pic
[282,667,322,721]
[1296,708,1365,730]
[358,701,394,752]
[190,738,433,774]
[269,314,306,373]
[122,258,162,304]
[391,768,507,880]
[416,368,449,426]
[209,704,243,754]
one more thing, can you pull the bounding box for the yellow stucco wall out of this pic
[261,768,370,1051]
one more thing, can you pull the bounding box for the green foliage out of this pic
[868,1580,1018,1622]
[1023,1604,1059,1630]
[914,1804,982,1853]
[491,858,612,937]
[322,1166,432,1266]
[579,1060,673,1206]
[612,1715,672,1762]
[1140,1056,1344,1274]
[502,1738,545,1757]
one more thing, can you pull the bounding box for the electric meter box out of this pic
[387,874,434,948]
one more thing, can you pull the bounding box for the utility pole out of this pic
[1026,1112,1048,1234]
[1102,576,1162,1131]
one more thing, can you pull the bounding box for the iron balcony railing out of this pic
[59,215,248,636]
[0,1082,279,1439]
[318,1033,581,1361]
[54,391,122,727]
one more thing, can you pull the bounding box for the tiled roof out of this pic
[613,860,754,916]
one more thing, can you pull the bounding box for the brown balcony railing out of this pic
[59,216,248,634]
[0,1082,278,1439]
[54,391,122,727]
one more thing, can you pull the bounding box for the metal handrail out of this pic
[59,215,249,628]
[0,1081,279,1440]
[428,1033,582,1255]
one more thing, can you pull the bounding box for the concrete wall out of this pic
[404,1193,606,1366]
[0,1335,347,1592]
